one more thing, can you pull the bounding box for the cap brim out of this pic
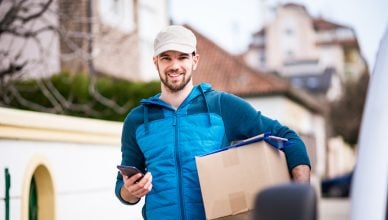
[154,43,195,56]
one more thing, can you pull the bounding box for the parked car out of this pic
[321,171,353,198]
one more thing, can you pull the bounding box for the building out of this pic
[59,0,168,81]
[243,3,367,100]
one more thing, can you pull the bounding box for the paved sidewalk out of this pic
[319,198,350,220]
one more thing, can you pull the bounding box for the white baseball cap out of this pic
[153,25,197,56]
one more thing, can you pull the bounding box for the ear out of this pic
[153,57,158,67]
[192,54,200,71]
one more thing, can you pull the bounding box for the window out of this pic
[286,49,294,58]
[307,77,319,88]
[24,164,55,220]
[284,28,294,35]
[291,78,303,87]
[281,18,297,59]
[29,176,38,220]
[99,0,135,32]
[260,55,266,63]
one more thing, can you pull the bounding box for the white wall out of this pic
[319,45,345,79]
[327,137,356,177]
[245,96,326,177]
[245,95,327,195]
[0,0,60,79]
[266,5,318,73]
[138,0,169,81]
[94,0,168,81]
[0,108,144,220]
[0,141,144,220]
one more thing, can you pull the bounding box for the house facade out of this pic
[59,0,168,81]
[243,3,367,101]
[0,0,168,81]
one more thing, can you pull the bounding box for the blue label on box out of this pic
[199,132,291,157]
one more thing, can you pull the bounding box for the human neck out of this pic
[160,84,194,109]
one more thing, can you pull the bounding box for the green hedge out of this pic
[8,72,161,121]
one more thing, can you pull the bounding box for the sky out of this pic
[169,0,388,72]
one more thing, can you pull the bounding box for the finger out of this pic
[132,174,152,194]
[143,180,152,191]
[123,176,142,192]
[133,183,153,197]
[128,173,144,184]
[122,175,130,186]
[138,172,152,185]
[148,183,153,191]
[125,172,152,197]
[134,176,151,192]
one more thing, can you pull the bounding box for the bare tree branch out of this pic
[19,0,53,23]
[0,60,27,77]
[87,75,133,115]
[8,84,56,112]
[1,0,138,119]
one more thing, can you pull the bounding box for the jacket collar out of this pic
[140,83,213,109]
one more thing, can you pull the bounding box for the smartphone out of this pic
[117,165,143,178]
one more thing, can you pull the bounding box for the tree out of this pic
[0,0,142,119]
[0,0,55,78]
[330,71,370,146]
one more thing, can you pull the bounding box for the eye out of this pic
[179,55,190,60]
[160,56,171,61]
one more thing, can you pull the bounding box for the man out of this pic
[115,25,311,219]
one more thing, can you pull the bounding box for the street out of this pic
[319,198,350,220]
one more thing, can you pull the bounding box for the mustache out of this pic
[166,69,182,74]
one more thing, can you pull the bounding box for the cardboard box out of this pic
[195,134,291,219]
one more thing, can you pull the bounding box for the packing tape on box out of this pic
[222,148,239,167]
[229,191,248,214]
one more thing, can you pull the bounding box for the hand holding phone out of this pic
[117,165,143,178]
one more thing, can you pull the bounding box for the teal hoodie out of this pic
[115,83,310,219]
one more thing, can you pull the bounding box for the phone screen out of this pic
[117,165,143,178]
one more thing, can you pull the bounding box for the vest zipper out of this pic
[174,113,185,219]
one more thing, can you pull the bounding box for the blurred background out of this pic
[0,0,386,219]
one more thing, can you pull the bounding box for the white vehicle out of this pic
[350,26,388,220]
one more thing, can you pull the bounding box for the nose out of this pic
[169,59,180,71]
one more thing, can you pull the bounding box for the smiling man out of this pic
[153,26,199,109]
[115,25,311,220]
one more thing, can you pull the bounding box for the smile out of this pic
[167,72,183,79]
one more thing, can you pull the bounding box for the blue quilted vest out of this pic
[137,84,226,219]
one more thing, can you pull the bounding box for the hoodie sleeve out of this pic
[219,92,311,171]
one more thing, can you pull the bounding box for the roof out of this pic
[313,18,348,31]
[189,26,288,96]
[185,25,326,114]
[281,3,308,12]
[252,27,265,36]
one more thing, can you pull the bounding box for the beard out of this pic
[159,69,192,92]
